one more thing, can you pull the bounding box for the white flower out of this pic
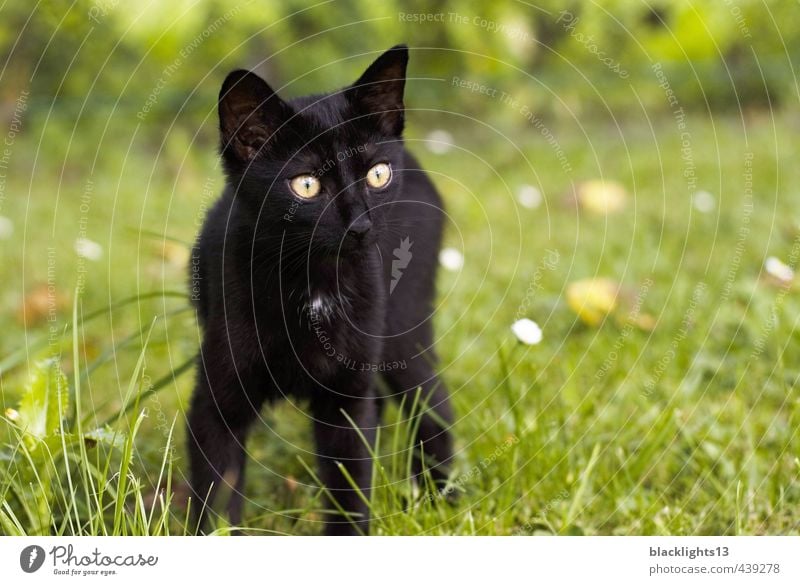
[0,215,13,239]
[516,185,542,209]
[765,256,794,283]
[511,318,542,345]
[425,129,454,155]
[439,247,463,271]
[74,237,103,261]
[692,190,715,213]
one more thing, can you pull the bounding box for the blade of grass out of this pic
[564,443,601,530]
[72,294,93,532]
[0,291,187,376]
[102,353,195,426]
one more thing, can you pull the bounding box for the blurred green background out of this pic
[1,1,800,535]
[4,0,800,122]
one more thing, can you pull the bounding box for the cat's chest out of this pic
[300,289,383,354]
[260,284,386,386]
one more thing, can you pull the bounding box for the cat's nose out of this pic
[347,217,372,240]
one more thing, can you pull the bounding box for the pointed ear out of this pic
[218,70,291,165]
[347,45,409,136]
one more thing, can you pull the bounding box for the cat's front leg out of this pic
[310,377,378,535]
[187,333,266,533]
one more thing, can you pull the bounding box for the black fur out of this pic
[187,45,453,535]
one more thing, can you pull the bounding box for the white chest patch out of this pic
[310,295,328,315]
[304,293,338,321]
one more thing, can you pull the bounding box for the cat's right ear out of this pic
[218,70,290,164]
[347,45,409,136]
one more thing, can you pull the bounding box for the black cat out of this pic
[187,45,453,535]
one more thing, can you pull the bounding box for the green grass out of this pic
[1,108,799,535]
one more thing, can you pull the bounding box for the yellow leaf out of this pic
[576,180,627,215]
[160,241,190,269]
[566,278,619,326]
[18,284,69,325]
[634,313,657,331]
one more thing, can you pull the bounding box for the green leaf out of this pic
[16,358,69,441]
[83,427,125,450]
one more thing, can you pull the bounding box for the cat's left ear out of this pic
[348,45,408,136]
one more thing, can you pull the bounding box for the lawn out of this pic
[1,107,799,535]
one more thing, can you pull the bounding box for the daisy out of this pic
[439,247,464,271]
[517,185,542,209]
[511,318,543,345]
[692,190,715,213]
[765,256,794,283]
[0,215,13,239]
[425,129,454,155]
[74,238,103,261]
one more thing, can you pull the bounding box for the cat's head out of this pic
[218,45,409,256]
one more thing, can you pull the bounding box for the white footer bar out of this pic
[1,536,796,584]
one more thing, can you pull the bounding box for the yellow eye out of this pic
[366,162,392,189]
[289,175,321,199]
